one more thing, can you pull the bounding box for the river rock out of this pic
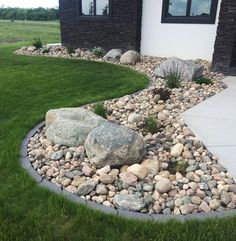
[84,122,146,168]
[45,107,106,147]
[127,164,148,180]
[76,180,97,196]
[171,143,184,157]
[155,178,172,193]
[113,194,146,211]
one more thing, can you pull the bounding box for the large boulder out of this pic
[45,108,106,147]
[155,57,203,81]
[120,50,140,65]
[103,49,122,62]
[84,122,146,168]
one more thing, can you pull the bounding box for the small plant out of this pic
[94,102,107,118]
[42,48,50,54]
[66,46,75,55]
[194,77,213,85]
[168,161,188,175]
[32,38,43,49]
[145,116,158,134]
[164,71,182,89]
[152,88,171,102]
[92,47,105,57]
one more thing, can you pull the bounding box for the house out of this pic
[59,0,236,74]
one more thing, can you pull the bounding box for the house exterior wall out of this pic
[141,0,222,61]
[59,0,143,51]
[212,0,236,73]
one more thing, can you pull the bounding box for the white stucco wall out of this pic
[141,0,222,60]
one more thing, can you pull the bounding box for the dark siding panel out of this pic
[59,0,143,52]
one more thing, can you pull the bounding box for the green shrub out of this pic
[32,38,43,49]
[145,116,158,134]
[152,88,172,102]
[66,46,75,55]
[94,102,107,118]
[42,48,50,54]
[92,47,105,57]
[194,77,213,85]
[169,161,188,175]
[164,71,182,89]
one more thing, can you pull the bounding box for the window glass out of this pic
[190,0,211,16]
[168,0,188,16]
[96,0,109,16]
[81,0,94,15]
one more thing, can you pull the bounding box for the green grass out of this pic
[0,20,236,241]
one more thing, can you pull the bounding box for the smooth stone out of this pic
[76,180,97,196]
[155,178,172,194]
[127,164,148,180]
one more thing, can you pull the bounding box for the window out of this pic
[79,0,110,18]
[162,0,218,24]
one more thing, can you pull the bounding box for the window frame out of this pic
[78,0,112,21]
[161,0,218,24]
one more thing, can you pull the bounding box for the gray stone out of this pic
[51,151,63,160]
[155,57,203,82]
[103,49,122,61]
[180,204,196,215]
[76,180,97,196]
[45,107,106,147]
[128,113,142,124]
[85,122,146,168]
[155,178,172,194]
[113,194,146,211]
[120,50,140,65]
[221,192,231,205]
[229,184,236,194]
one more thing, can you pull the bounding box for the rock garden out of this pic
[18,44,236,215]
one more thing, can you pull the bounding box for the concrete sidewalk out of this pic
[181,76,236,179]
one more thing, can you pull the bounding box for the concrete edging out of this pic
[20,121,236,222]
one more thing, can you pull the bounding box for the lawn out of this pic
[0,20,236,241]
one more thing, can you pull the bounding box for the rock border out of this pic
[20,121,236,222]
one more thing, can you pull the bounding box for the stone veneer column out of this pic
[212,0,236,73]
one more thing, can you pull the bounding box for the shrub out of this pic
[94,102,107,118]
[32,38,43,49]
[66,46,75,55]
[145,116,158,134]
[194,77,213,85]
[164,71,182,89]
[42,48,50,54]
[152,88,171,102]
[169,161,188,175]
[92,47,105,57]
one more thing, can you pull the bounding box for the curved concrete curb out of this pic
[20,121,236,222]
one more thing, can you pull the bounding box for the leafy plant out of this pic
[92,46,105,57]
[94,102,107,118]
[145,116,158,134]
[66,46,75,55]
[32,38,43,49]
[164,71,182,89]
[42,48,50,54]
[152,88,171,102]
[169,161,188,175]
[194,77,213,85]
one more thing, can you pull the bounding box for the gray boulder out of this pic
[120,50,140,65]
[84,122,146,168]
[113,194,146,211]
[155,57,203,82]
[103,49,122,61]
[45,107,106,147]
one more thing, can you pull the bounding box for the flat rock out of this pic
[76,180,97,196]
[45,107,106,147]
[84,122,146,168]
[113,194,146,211]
